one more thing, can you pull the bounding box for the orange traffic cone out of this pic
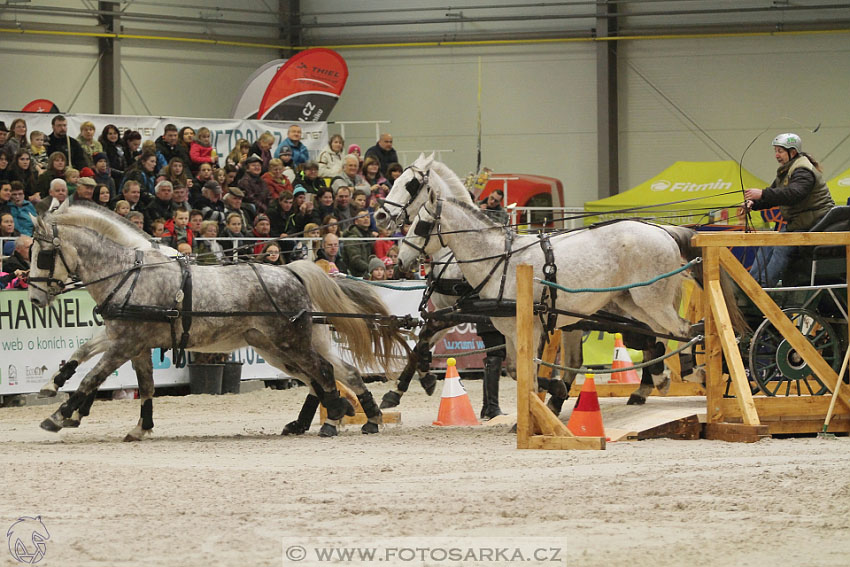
[432,358,480,426]
[610,333,640,384]
[567,375,605,437]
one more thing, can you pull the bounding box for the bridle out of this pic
[399,198,446,258]
[377,165,429,229]
[28,223,74,293]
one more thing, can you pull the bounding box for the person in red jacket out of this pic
[162,208,194,250]
[189,127,218,174]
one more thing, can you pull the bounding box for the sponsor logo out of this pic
[7,516,50,564]
[7,365,18,387]
[24,366,49,384]
[651,179,732,192]
[837,177,850,187]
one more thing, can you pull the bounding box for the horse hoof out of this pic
[420,373,437,396]
[361,422,380,434]
[627,394,646,405]
[509,423,517,434]
[38,386,58,398]
[380,390,402,409]
[318,423,338,438]
[547,379,568,399]
[62,419,81,428]
[281,420,308,436]
[547,396,567,417]
[123,434,141,442]
[40,418,62,433]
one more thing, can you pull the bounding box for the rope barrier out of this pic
[535,335,703,375]
[535,257,701,293]
[342,274,427,290]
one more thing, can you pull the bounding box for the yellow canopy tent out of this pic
[584,160,768,226]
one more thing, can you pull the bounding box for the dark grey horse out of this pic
[27,201,405,439]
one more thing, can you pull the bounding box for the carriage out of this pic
[735,205,850,398]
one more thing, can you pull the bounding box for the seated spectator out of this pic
[320,214,342,252]
[332,154,370,194]
[77,121,102,167]
[150,218,166,238]
[196,180,227,228]
[249,131,275,173]
[120,179,148,212]
[160,157,192,194]
[46,115,86,170]
[303,222,322,261]
[126,210,145,232]
[294,160,327,195]
[94,184,112,208]
[69,176,96,204]
[238,155,269,214]
[189,127,218,174]
[333,185,354,224]
[251,213,272,256]
[188,209,203,236]
[191,162,215,204]
[172,184,192,214]
[362,155,390,197]
[35,151,67,199]
[156,123,190,171]
[386,162,403,187]
[222,187,253,230]
[367,256,386,281]
[162,208,194,249]
[315,233,347,274]
[220,212,247,263]
[98,124,127,185]
[29,130,48,175]
[258,241,284,265]
[1,211,20,256]
[2,234,32,274]
[8,182,36,235]
[91,152,116,196]
[266,191,298,260]
[4,118,27,156]
[194,220,224,265]
[364,133,398,179]
[0,180,9,215]
[384,245,400,278]
[373,225,394,260]
[341,211,374,278]
[318,134,345,179]
[10,149,38,197]
[121,129,142,165]
[121,151,157,196]
[277,146,298,182]
[315,187,336,220]
[144,180,175,233]
[36,178,68,215]
[262,158,293,200]
[274,124,309,168]
[347,144,362,171]
[226,138,251,173]
[114,199,131,217]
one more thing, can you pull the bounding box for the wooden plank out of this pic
[516,264,535,449]
[707,279,760,425]
[718,247,850,414]
[693,231,850,247]
[704,422,770,443]
[761,418,850,435]
[529,394,572,437]
[338,411,402,426]
[525,435,606,450]
[570,382,705,397]
[702,246,725,425]
[636,414,701,440]
[718,395,850,420]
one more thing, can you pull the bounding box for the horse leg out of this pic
[478,324,506,419]
[38,331,108,397]
[40,349,132,433]
[334,361,383,434]
[380,320,447,409]
[62,392,96,428]
[282,392,321,435]
[547,329,583,416]
[124,351,155,442]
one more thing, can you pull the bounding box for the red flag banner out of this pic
[21,99,60,113]
[257,48,348,122]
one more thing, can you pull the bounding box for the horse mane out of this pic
[46,200,175,253]
[446,197,498,227]
[430,160,468,194]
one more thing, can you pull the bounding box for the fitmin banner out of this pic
[0,112,328,164]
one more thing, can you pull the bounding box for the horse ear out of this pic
[55,198,71,213]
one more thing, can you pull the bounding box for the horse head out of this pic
[397,182,444,272]
[374,152,435,231]
[28,202,78,307]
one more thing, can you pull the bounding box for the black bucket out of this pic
[189,364,224,395]
[221,361,243,394]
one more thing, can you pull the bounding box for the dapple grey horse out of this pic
[28,201,405,439]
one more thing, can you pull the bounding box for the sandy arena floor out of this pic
[2,378,850,567]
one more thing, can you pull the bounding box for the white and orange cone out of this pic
[610,333,640,384]
[432,358,480,426]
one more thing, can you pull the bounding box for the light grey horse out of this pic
[27,201,404,439]
[377,156,746,402]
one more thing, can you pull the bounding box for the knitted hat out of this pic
[92,152,108,164]
[253,213,270,227]
[80,167,95,178]
[368,256,385,274]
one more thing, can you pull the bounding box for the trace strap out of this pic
[536,257,701,294]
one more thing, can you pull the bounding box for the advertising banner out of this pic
[0,112,328,166]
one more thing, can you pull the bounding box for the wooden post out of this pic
[702,246,725,425]
[516,264,534,449]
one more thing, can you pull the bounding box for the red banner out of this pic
[257,49,348,122]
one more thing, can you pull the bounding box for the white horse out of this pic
[378,156,745,400]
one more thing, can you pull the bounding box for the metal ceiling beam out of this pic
[98,0,121,114]
[596,0,619,199]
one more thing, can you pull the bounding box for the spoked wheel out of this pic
[748,308,838,396]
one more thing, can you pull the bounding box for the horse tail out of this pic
[659,225,749,334]
[284,261,405,370]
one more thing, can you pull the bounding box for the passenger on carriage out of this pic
[744,133,834,287]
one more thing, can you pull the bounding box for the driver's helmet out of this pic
[772,133,802,153]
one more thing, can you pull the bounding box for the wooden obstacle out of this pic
[319,381,402,426]
[516,264,605,450]
[694,231,850,440]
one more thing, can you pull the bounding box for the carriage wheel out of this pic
[748,308,837,396]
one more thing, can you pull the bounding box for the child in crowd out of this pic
[367,256,386,281]
[64,168,80,195]
[189,127,218,173]
[303,222,321,261]
[162,209,193,249]
[150,218,166,238]
[221,212,246,263]
[259,241,284,265]
[373,225,394,260]
[114,199,131,217]
[29,131,47,174]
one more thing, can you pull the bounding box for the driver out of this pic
[744,133,833,286]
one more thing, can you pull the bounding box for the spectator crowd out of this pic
[1,116,413,287]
